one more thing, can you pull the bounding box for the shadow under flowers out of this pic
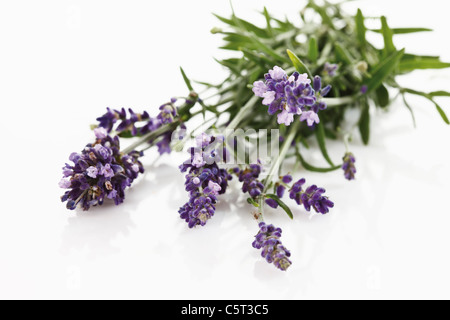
[60,163,180,259]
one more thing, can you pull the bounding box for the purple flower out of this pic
[276,185,286,198]
[86,166,99,179]
[252,81,268,97]
[253,66,331,128]
[252,222,292,271]
[324,62,338,77]
[289,178,306,205]
[361,85,368,94]
[192,152,206,168]
[196,133,212,148]
[277,109,294,126]
[342,153,357,181]
[300,111,320,126]
[282,175,293,184]
[94,127,108,139]
[59,179,71,189]
[60,133,144,211]
[265,199,279,209]
[234,164,265,200]
[96,101,183,156]
[207,181,222,196]
[301,185,334,214]
[178,134,232,228]
[157,103,177,125]
[269,66,287,80]
[100,164,115,179]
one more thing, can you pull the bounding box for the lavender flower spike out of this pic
[60,133,144,211]
[342,152,357,181]
[253,66,331,128]
[178,133,232,228]
[253,222,292,271]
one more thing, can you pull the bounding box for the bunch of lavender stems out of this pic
[59,0,450,271]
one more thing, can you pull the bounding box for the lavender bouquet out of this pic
[59,0,449,271]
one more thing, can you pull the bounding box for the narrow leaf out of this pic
[359,99,371,145]
[399,59,450,73]
[430,91,450,97]
[247,198,260,208]
[381,16,396,55]
[355,9,366,48]
[432,101,450,125]
[265,194,293,220]
[180,67,194,91]
[371,27,433,34]
[334,43,353,64]
[287,49,313,78]
[376,84,390,108]
[308,37,319,62]
[315,122,335,166]
[297,153,342,173]
[263,7,274,36]
[364,49,404,92]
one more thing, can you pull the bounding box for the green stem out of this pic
[226,95,259,131]
[263,120,300,193]
[121,122,177,155]
[323,96,356,107]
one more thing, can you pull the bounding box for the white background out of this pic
[0,0,450,300]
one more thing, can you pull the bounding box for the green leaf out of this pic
[432,101,450,125]
[307,1,334,29]
[315,122,335,166]
[287,49,313,78]
[265,194,293,220]
[364,49,404,92]
[355,9,366,48]
[381,16,396,56]
[399,58,450,73]
[430,91,450,97]
[359,99,370,145]
[297,153,342,173]
[376,84,390,108]
[263,7,274,36]
[180,67,194,91]
[308,37,319,62]
[403,89,450,124]
[371,27,433,34]
[247,198,260,208]
[334,43,353,64]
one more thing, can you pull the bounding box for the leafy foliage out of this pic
[197,0,449,169]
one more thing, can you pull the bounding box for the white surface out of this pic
[0,0,450,300]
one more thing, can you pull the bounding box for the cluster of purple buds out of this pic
[96,99,181,155]
[342,152,357,181]
[252,66,331,127]
[59,127,144,211]
[253,222,292,271]
[179,133,232,228]
[287,177,334,214]
[233,163,265,200]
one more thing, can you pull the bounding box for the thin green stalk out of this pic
[324,96,356,107]
[121,122,177,154]
[226,95,259,131]
[263,120,300,193]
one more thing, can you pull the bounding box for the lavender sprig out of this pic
[59,128,144,211]
[178,133,232,228]
[253,222,292,271]
[252,66,331,127]
[342,152,357,181]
